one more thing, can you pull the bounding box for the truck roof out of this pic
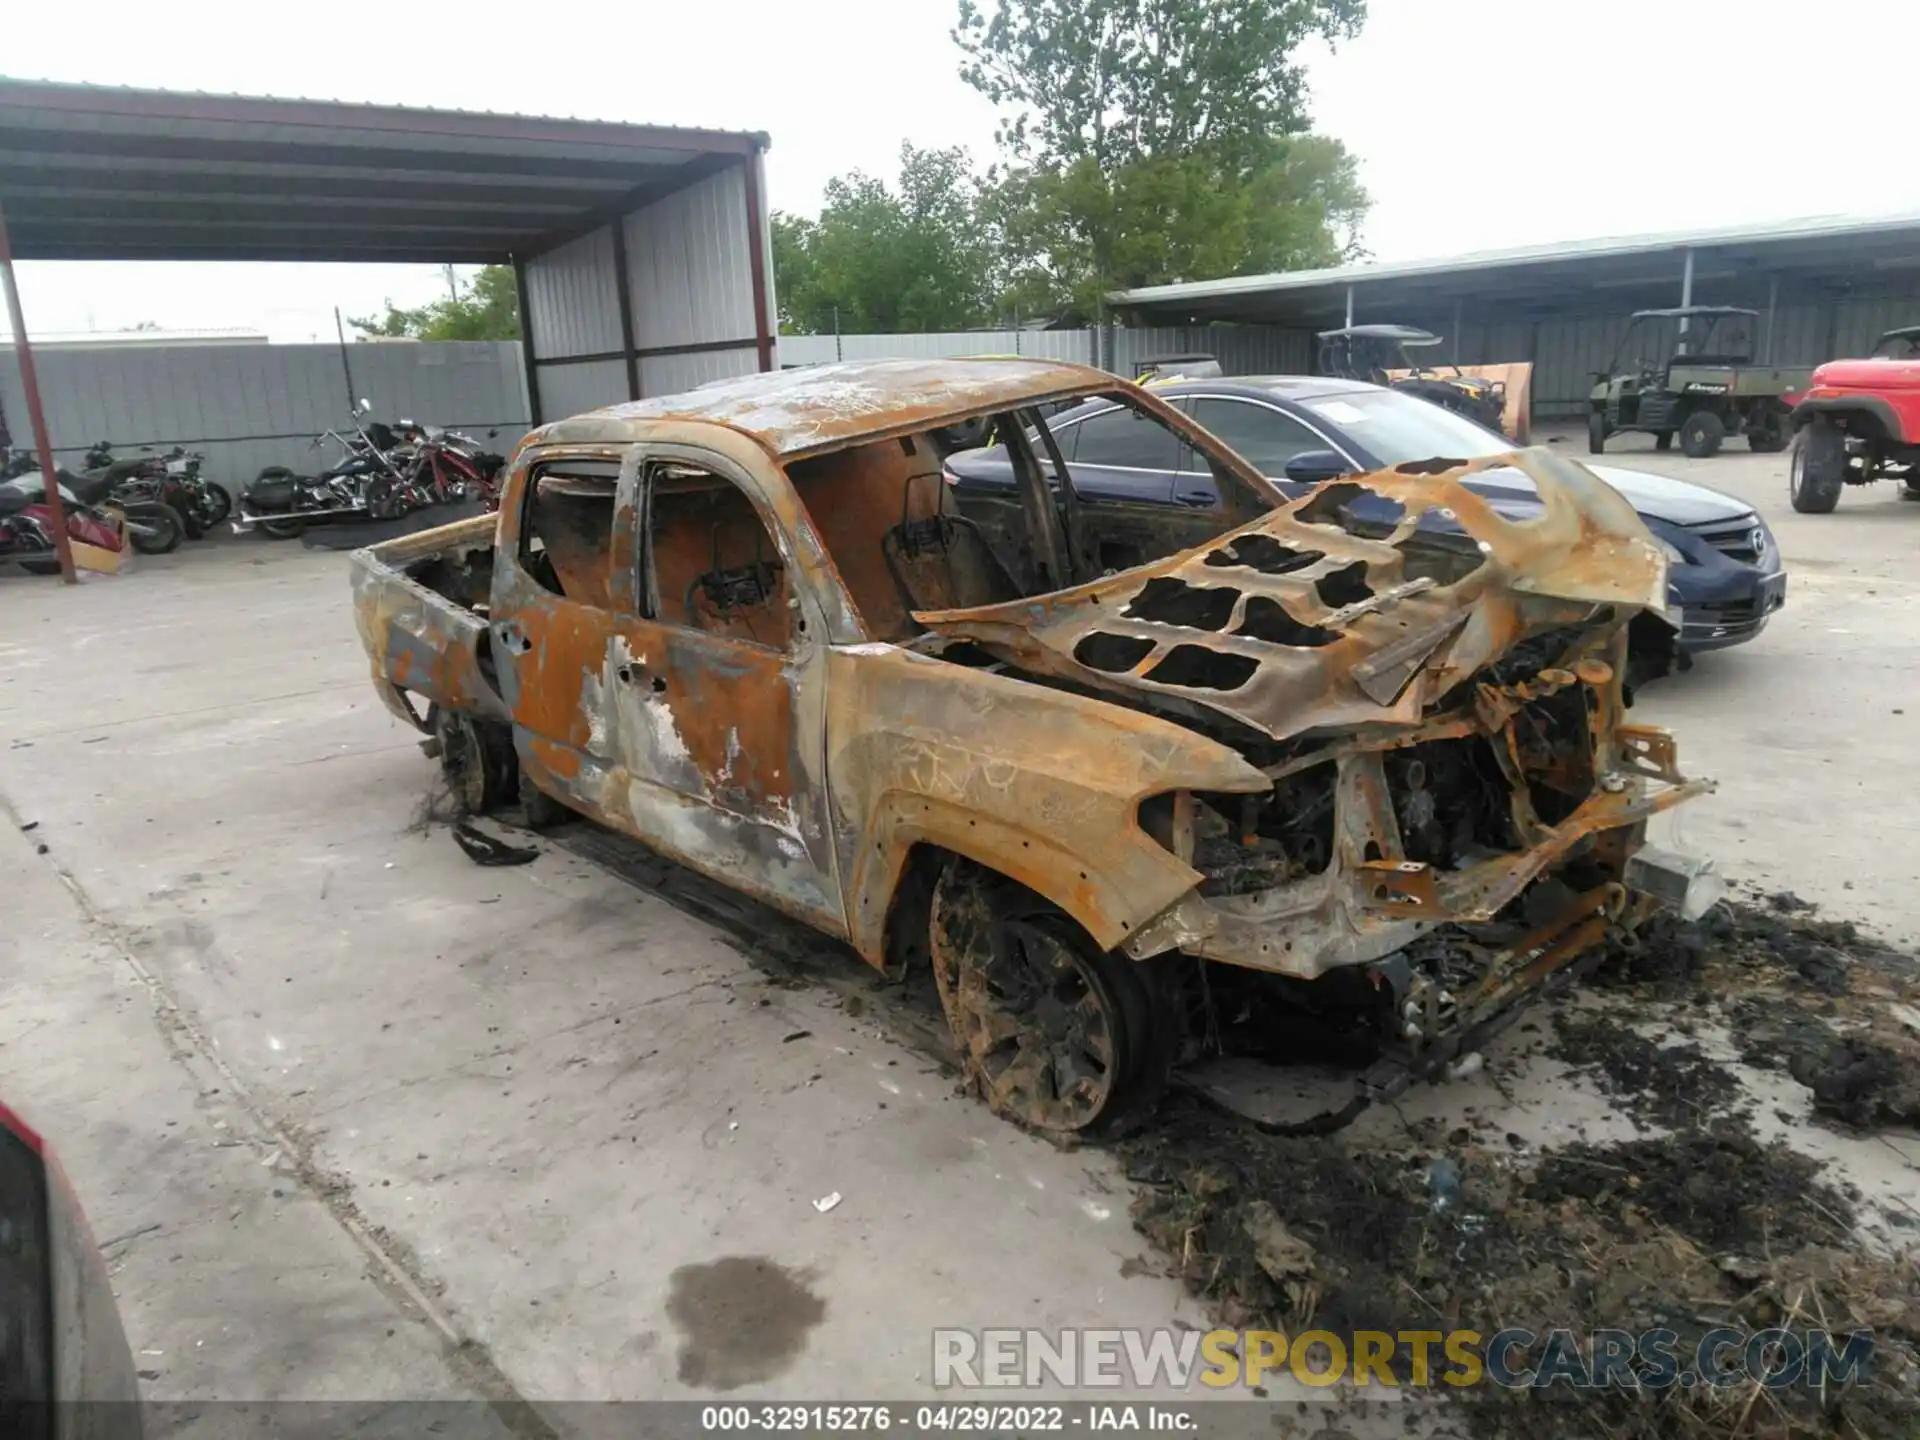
[535,357,1112,459]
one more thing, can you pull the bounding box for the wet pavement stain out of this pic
[666,1255,827,1390]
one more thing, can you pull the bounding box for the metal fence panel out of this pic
[0,340,530,490]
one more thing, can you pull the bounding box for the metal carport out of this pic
[0,78,776,581]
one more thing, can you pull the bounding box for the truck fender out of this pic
[846,791,1205,970]
[1791,394,1906,444]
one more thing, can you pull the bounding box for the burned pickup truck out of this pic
[350,358,1717,1136]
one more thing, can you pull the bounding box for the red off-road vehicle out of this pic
[1788,325,1920,512]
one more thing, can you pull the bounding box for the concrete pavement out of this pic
[2,429,1916,1424]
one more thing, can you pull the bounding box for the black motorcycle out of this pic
[78,441,231,538]
[237,405,410,539]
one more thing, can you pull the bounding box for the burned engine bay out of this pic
[912,446,1715,1092]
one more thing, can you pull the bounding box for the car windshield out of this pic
[1296,388,1512,466]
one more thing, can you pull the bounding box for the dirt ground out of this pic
[1,425,1917,1436]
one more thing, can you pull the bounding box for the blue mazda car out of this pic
[943,376,1787,661]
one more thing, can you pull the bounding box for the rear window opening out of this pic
[521,462,619,606]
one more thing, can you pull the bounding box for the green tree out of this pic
[773,144,997,334]
[350,265,522,341]
[955,0,1370,318]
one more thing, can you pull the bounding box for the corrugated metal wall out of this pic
[523,227,624,361]
[522,161,768,420]
[625,168,757,358]
[0,341,529,489]
[776,325,1313,377]
[1403,292,1920,417]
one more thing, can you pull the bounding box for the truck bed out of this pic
[348,513,509,730]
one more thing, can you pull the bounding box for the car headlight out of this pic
[1656,537,1688,565]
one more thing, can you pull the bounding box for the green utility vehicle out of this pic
[1589,307,1811,458]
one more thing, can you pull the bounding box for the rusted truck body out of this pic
[350,358,1716,1134]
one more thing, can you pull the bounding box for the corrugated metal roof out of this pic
[0,78,768,264]
[1111,213,1920,321]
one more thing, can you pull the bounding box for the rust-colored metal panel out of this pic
[912,447,1666,745]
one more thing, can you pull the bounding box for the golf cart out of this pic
[1589,307,1810,458]
[1316,325,1508,435]
[1786,325,1920,512]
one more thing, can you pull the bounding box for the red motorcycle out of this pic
[394,421,507,511]
[0,473,128,574]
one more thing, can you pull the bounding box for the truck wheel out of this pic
[519,772,572,829]
[1654,431,1674,452]
[929,858,1174,1138]
[1587,410,1607,454]
[1747,412,1788,453]
[1789,423,1846,514]
[1679,411,1725,458]
[434,710,516,814]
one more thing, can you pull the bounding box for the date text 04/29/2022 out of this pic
[699,1404,1196,1432]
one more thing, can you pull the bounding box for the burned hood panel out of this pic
[914,449,1667,742]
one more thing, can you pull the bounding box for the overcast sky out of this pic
[5,0,1913,342]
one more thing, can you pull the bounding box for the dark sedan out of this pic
[943,376,1787,659]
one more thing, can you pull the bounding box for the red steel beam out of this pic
[741,150,774,373]
[0,200,77,584]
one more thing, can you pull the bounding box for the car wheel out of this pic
[929,857,1174,1138]
[1654,431,1674,452]
[1679,411,1725,458]
[1587,410,1607,454]
[1789,423,1847,514]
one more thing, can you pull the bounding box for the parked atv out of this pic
[1786,325,1920,513]
[1317,325,1509,436]
[1589,307,1809,458]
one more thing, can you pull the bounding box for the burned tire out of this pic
[1654,431,1674,452]
[1789,423,1846,514]
[1587,410,1607,454]
[929,859,1173,1137]
[519,771,572,829]
[1679,410,1725,459]
[433,708,516,815]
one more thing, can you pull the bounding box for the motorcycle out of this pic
[236,402,488,537]
[76,440,231,538]
[394,420,506,510]
[0,472,136,573]
[236,403,411,539]
[0,453,184,555]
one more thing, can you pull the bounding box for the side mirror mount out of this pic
[1283,449,1352,485]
